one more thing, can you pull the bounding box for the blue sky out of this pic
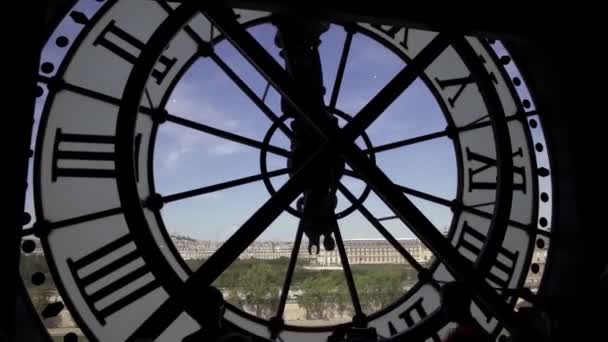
[27,2,553,244]
[155,24,455,241]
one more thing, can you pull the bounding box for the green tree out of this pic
[193,259,415,319]
[213,259,282,319]
[299,276,329,320]
[333,281,353,317]
[349,264,409,313]
[298,272,350,320]
[239,262,281,318]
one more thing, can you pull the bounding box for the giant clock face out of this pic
[22,0,554,341]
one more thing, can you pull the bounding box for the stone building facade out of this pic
[171,235,434,265]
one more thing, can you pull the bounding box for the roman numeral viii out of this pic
[67,233,161,325]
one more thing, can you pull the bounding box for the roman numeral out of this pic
[52,129,143,182]
[455,221,519,290]
[387,298,440,341]
[387,321,398,335]
[466,147,527,193]
[94,20,176,84]
[52,129,116,181]
[455,222,520,324]
[67,234,161,325]
[371,24,410,50]
[434,55,497,107]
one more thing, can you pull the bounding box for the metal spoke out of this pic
[37,75,153,115]
[469,201,495,208]
[365,130,449,154]
[394,183,549,235]
[345,171,550,237]
[144,88,156,109]
[329,30,353,109]
[344,169,451,206]
[377,215,398,222]
[211,54,294,139]
[22,207,123,236]
[460,206,552,237]
[262,82,271,103]
[364,109,540,155]
[338,184,424,272]
[333,222,363,318]
[465,114,490,126]
[165,113,291,157]
[128,147,326,341]
[455,109,539,133]
[162,168,290,204]
[47,207,124,230]
[202,4,318,135]
[275,224,304,319]
[394,184,452,207]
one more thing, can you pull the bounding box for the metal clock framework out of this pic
[20,0,556,341]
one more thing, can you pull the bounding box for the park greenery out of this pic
[20,253,420,323]
[186,257,418,319]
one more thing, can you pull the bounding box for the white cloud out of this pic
[224,119,240,128]
[167,81,242,131]
[207,141,246,156]
[165,149,184,169]
[157,81,251,170]
[199,193,223,200]
[159,124,199,170]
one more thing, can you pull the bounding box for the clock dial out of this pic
[22,0,553,341]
